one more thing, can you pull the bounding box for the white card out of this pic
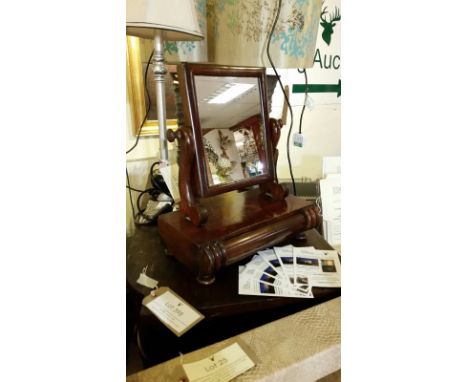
[136,273,158,289]
[182,342,255,382]
[272,245,295,286]
[293,248,341,288]
[144,289,204,336]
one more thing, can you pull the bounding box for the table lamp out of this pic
[126,0,203,164]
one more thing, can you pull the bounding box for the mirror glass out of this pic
[194,75,267,187]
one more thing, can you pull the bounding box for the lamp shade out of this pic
[126,0,203,41]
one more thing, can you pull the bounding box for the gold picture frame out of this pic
[126,36,178,136]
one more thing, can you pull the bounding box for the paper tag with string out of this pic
[143,287,204,337]
[180,340,257,382]
[136,265,159,289]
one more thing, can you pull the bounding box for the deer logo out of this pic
[320,4,341,46]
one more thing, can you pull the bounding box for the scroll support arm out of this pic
[167,128,208,226]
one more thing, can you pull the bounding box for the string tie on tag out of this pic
[150,287,159,296]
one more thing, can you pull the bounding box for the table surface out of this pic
[127,225,341,318]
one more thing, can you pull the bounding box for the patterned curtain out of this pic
[165,0,321,68]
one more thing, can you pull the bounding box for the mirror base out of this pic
[260,182,289,201]
[159,189,318,284]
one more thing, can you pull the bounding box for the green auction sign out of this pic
[292,0,341,103]
[292,79,341,97]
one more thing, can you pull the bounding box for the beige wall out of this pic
[274,103,341,181]
[269,69,341,182]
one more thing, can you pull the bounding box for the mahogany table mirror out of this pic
[161,63,317,284]
[184,63,274,196]
[168,63,288,226]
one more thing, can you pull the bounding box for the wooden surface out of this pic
[160,189,312,245]
[127,224,340,366]
[127,223,339,318]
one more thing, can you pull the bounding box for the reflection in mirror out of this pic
[194,75,266,186]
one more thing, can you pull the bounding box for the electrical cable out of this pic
[136,188,156,215]
[126,185,146,193]
[266,0,297,195]
[126,49,155,155]
[297,68,308,135]
[127,159,174,226]
[150,161,161,178]
[126,167,137,219]
[126,50,159,226]
[128,160,175,223]
[127,170,158,221]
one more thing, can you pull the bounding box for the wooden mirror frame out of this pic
[161,64,318,283]
[177,63,275,198]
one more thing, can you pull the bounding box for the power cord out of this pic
[126,50,155,224]
[126,168,137,220]
[126,169,156,221]
[127,160,175,226]
[266,0,297,196]
[136,188,159,215]
[126,185,146,193]
[297,68,308,135]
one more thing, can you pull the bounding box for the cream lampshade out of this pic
[126,0,203,163]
